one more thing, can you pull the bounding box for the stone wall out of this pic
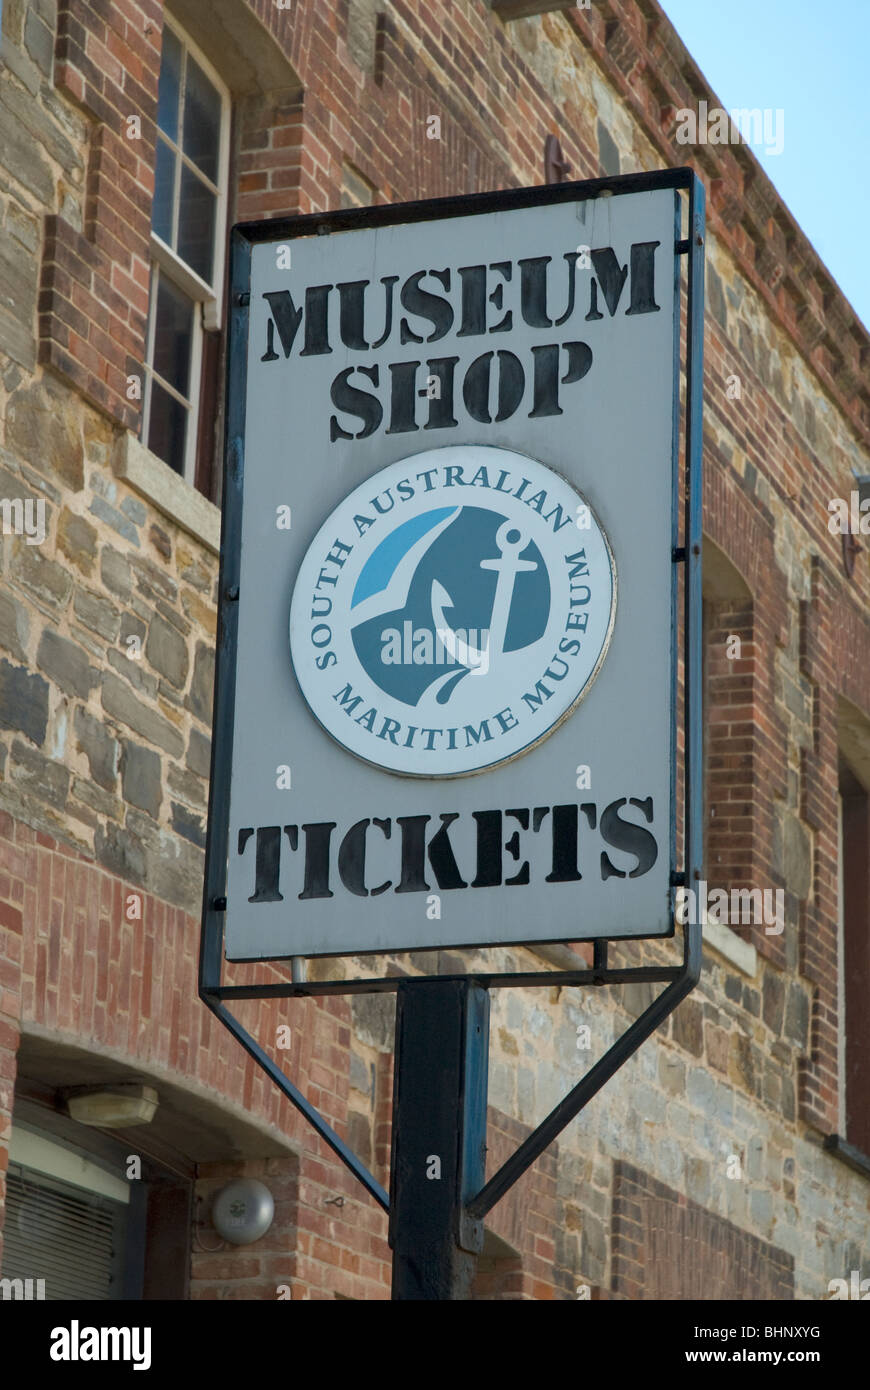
[0,0,868,1297]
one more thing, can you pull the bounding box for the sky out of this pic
[658,0,869,330]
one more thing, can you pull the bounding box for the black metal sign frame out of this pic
[199,167,705,1259]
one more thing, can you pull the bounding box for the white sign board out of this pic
[216,179,684,960]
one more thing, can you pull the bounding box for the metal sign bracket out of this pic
[199,167,706,1297]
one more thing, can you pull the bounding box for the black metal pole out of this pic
[389,979,489,1299]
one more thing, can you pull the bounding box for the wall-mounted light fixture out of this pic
[65,1084,159,1129]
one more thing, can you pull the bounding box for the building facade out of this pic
[0,0,868,1299]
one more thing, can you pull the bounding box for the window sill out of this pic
[823,1134,870,1181]
[702,917,757,978]
[114,432,220,555]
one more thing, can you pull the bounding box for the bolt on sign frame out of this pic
[200,168,704,1296]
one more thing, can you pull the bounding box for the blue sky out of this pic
[658,0,869,330]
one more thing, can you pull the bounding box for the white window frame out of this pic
[142,13,231,488]
[9,1124,131,1205]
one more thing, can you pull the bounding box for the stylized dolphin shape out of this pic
[351,507,457,622]
[430,580,488,669]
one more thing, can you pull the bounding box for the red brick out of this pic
[0,903,22,935]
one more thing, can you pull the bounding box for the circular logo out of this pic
[289,446,616,777]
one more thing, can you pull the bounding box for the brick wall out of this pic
[0,0,869,1300]
[612,1160,794,1299]
[704,595,755,889]
[478,1108,561,1299]
[42,0,162,429]
[0,809,394,1285]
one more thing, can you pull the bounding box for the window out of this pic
[5,1124,136,1300]
[142,17,230,489]
[838,758,870,1155]
[341,163,375,209]
[6,1094,194,1300]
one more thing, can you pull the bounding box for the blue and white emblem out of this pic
[289,446,616,776]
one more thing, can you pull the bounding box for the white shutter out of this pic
[4,1165,125,1300]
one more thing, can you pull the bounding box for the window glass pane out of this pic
[152,275,193,397]
[152,138,175,243]
[177,167,216,283]
[157,26,182,142]
[183,56,221,184]
[148,381,188,477]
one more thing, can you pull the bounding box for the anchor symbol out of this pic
[430,521,537,702]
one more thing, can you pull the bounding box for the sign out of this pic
[289,446,616,776]
[214,176,689,961]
